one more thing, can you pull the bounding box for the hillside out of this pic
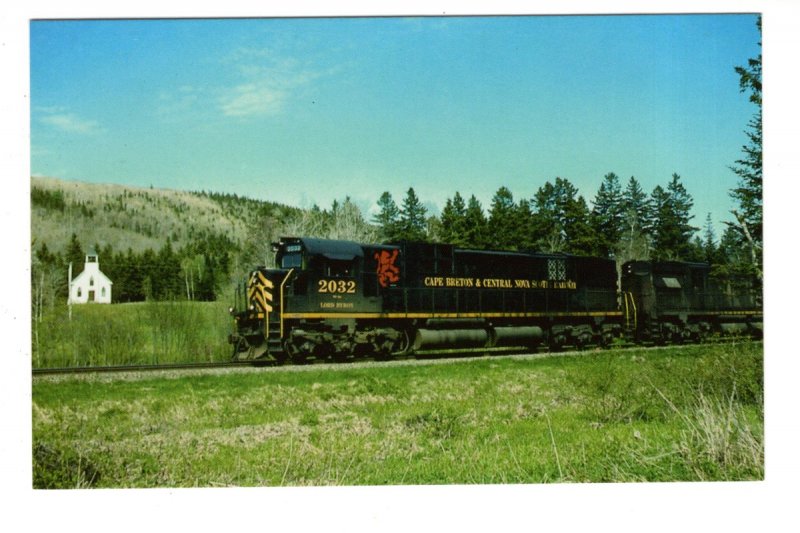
[30,176,383,305]
[30,176,300,256]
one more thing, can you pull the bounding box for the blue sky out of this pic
[30,14,761,235]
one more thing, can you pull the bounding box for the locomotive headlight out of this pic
[249,305,256,311]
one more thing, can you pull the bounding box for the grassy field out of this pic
[32,301,233,368]
[31,340,763,488]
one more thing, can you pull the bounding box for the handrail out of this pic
[279,268,295,339]
[623,291,630,329]
[628,291,637,329]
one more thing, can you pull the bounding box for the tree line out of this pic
[33,232,235,309]
[371,172,730,265]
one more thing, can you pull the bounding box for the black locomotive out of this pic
[229,237,762,363]
[621,260,762,343]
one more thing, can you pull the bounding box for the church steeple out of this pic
[86,246,98,265]
[82,246,100,276]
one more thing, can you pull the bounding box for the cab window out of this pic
[281,253,302,269]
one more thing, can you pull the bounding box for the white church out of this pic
[68,247,113,304]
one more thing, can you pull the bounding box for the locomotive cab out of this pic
[228,239,311,361]
[229,237,394,362]
[274,237,381,314]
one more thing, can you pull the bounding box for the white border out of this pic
[5,2,799,532]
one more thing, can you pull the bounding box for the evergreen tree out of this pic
[99,243,114,269]
[650,174,697,261]
[30,187,66,212]
[563,195,596,255]
[373,191,401,241]
[111,249,130,302]
[532,177,595,254]
[650,185,671,258]
[439,197,456,243]
[616,176,653,261]
[729,15,762,279]
[621,176,653,235]
[140,248,157,301]
[532,181,563,252]
[687,237,706,263]
[515,198,536,250]
[439,192,468,245]
[531,181,564,252]
[718,225,752,271]
[35,242,57,268]
[196,254,218,301]
[64,233,84,272]
[463,195,488,249]
[702,213,722,265]
[590,172,625,258]
[487,186,517,250]
[668,173,698,257]
[156,241,183,299]
[397,187,427,241]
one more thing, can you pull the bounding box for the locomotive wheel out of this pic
[332,344,356,363]
[285,338,312,365]
[697,322,712,343]
[393,329,412,356]
[600,326,616,348]
[272,350,289,365]
[572,324,594,350]
[372,336,396,361]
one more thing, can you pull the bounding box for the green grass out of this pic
[32,301,233,368]
[31,341,763,488]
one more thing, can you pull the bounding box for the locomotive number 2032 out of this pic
[317,279,357,294]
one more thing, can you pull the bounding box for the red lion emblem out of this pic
[375,249,400,288]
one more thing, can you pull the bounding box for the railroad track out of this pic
[31,345,551,376]
[31,339,750,377]
[30,350,523,376]
[30,344,630,377]
[31,360,255,376]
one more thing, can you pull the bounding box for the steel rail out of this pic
[32,338,756,377]
[30,344,627,376]
[32,360,254,376]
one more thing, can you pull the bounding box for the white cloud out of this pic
[219,82,287,117]
[217,46,327,119]
[38,110,102,134]
[152,47,338,122]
